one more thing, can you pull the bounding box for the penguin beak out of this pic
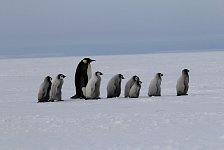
[90,59,96,62]
[161,74,163,76]
[63,75,66,78]
[100,72,103,75]
[122,76,125,79]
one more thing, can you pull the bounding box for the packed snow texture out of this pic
[1,51,224,150]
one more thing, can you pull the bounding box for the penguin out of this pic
[37,76,52,102]
[71,58,95,99]
[124,75,140,97]
[49,74,66,102]
[107,74,125,98]
[176,69,189,96]
[82,71,103,100]
[129,80,142,98]
[148,73,163,97]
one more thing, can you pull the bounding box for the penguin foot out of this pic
[177,93,188,96]
[37,101,49,103]
[70,95,80,99]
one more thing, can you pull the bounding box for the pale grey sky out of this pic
[0,0,224,57]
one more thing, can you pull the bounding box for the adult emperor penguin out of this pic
[71,58,95,99]
[124,75,140,97]
[129,80,142,98]
[148,73,163,97]
[107,74,125,98]
[176,69,189,96]
[82,71,103,100]
[37,76,52,102]
[49,74,66,102]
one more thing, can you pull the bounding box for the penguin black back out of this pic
[71,58,95,99]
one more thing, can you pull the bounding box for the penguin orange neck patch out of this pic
[83,60,88,64]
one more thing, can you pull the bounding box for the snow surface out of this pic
[1,51,224,150]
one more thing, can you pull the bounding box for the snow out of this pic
[1,51,224,150]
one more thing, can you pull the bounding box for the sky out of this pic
[0,0,224,57]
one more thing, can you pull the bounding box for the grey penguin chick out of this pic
[82,71,103,99]
[38,76,52,102]
[107,74,125,98]
[124,75,140,97]
[129,80,142,98]
[148,73,163,97]
[49,74,66,102]
[176,69,189,96]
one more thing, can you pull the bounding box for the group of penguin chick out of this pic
[37,58,190,102]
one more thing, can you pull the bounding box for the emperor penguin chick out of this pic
[107,74,125,98]
[148,73,163,97]
[124,75,140,97]
[49,74,66,102]
[71,58,95,99]
[129,80,142,98]
[82,71,103,100]
[38,76,52,102]
[176,69,189,96]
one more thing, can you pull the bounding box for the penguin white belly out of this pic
[50,79,60,100]
[87,64,92,81]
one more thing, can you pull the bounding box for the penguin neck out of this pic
[87,64,92,81]
[182,73,189,77]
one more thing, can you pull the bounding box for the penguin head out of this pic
[82,58,96,64]
[137,80,142,85]
[46,76,52,82]
[119,74,125,79]
[182,69,189,75]
[57,74,66,80]
[133,75,140,81]
[95,71,103,76]
[157,73,163,77]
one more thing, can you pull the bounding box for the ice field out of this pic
[1,51,224,150]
